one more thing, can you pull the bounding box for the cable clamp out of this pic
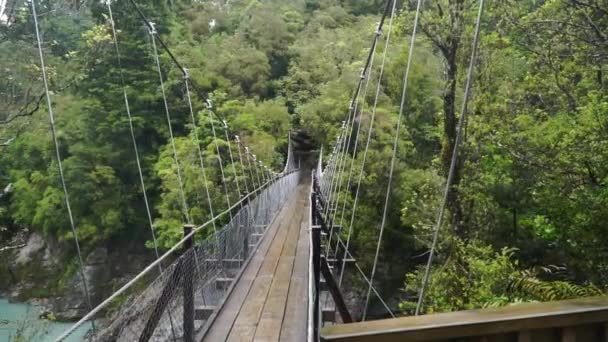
[206,98,213,109]
[183,68,190,80]
[148,22,157,35]
[222,119,228,129]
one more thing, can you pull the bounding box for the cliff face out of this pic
[0,232,155,320]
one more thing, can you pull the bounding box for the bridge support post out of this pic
[243,197,251,260]
[320,256,352,323]
[183,224,195,342]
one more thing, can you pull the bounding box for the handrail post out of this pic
[311,189,322,341]
[183,224,195,342]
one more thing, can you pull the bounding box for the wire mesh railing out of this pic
[56,170,300,342]
[310,166,395,327]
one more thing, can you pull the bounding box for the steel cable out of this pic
[415,0,486,315]
[362,0,425,320]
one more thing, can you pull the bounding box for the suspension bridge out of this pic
[11,0,608,340]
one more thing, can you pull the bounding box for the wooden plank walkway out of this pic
[203,177,310,342]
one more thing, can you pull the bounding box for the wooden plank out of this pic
[226,198,299,342]
[227,276,275,341]
[280,201,311,342]
[321,296,608,342]
[202,180,311,342]
[254,205,302,341]
[201,194,293,341]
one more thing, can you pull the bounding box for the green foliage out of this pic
[1,0,607,315]
[396,0,608,314]
[509,269,604,302]
[402,240,605,314]
[402,240,520,314]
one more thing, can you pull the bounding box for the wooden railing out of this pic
[321,296,608,341]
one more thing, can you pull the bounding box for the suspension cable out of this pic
[31,0,94,326]
[326,116,356,255]
[181,70,215,316]
[106,1,162,264]
[320,145,335,199]
[235,136,250,194]
[337,29,380,286]
[323,148,339,198]
[260,161,268,183]
[241,143,257,190]
[415,0,486,316]
[252,153,263,186]
[107,10,181,331]
[183,72,218,238]
[206,101,233,219]
[362,0,424,320]
[346,0,396,117]
[245,147,260,188]
[149,24,191,224]
[340,243,395,318]
[127,0,280,183]
[223,121,242,199]
[323,128,345,218]
[318,0,395,288]
[335,0,396,291]
[127,0,187,76]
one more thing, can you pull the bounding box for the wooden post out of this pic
[244,234,249,259]
[561,327,576,342]
[183,224,195,342]
[518,331,532,342]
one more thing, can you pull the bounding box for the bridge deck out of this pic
[203,177,310,341]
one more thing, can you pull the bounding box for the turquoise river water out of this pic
[0,298,91,342]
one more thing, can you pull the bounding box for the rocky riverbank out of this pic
[0,231,156,321]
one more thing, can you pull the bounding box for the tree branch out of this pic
[568,0,608,17]
[0,137,15,147]
[0,92,45,125]
[1,77,76,126]
[0,243,25,252]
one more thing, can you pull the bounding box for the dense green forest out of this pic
[0,0,607,318]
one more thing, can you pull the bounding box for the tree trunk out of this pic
[418,0,467,236]
[441,47,465,238]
